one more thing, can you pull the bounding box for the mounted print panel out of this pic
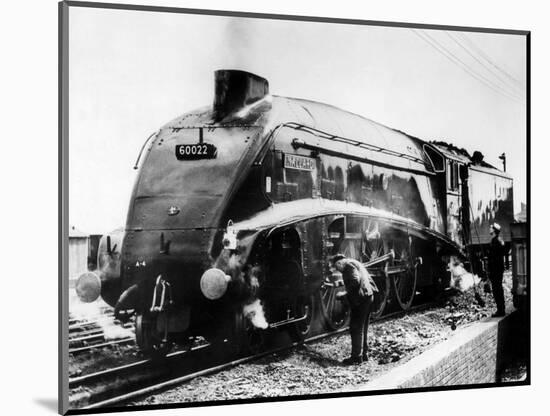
[59,1,529,414]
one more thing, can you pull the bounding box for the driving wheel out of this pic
[389,235,417,310]
[362,220,391,318]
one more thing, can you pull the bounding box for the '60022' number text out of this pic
[175,143,217,160]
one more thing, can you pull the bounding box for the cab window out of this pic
[447,160,460,192]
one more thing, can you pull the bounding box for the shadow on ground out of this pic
[34,398,58,413]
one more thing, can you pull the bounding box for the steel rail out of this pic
[69,337,135,354]
[70,326,135,341]
[69,318,132,331]
[69,358,152,388]
[82,331,348,410]
[69,333,115,344]
[70,323,135,338]
[69,312,114,325]
[69,345,206,388]
[69,334,105,343]
[69,321,101,330]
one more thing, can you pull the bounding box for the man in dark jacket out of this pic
[330,254,378,365]
[488,223,506,317]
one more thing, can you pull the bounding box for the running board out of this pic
[268,310,309,329]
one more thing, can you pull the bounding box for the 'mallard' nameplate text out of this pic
[284,154,316,171]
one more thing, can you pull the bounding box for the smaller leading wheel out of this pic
[231,308,267,356]
[135,313,172,359]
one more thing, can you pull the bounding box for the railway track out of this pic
[69,336,135,354]
[69,310,136,354]
[69,301,437,410]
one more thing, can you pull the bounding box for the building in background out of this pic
[69,225,89,287]
[515,203,527,222]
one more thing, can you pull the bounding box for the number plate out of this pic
[175,143,217,160]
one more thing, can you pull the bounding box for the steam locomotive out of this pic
[76,70,513,355]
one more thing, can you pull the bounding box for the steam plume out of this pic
[217,18,262,73]
[448,259,481,293]
[69,283,134,341]
[243,299,268,329]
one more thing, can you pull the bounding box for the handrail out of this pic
[268,310,310,329]
[284,122,427,166]
[291,139,435,177]
[133,130,159,170]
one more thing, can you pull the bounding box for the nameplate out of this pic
[284,154,316,171]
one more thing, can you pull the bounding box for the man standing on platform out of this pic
[330,254,378,365]
[488,223,506,317]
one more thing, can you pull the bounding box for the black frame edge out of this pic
[59,1,70,415]
[63,0,530,35]
[525,30,531,386]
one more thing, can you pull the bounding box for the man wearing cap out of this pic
[330,254,378,365]
[488,223,506,317]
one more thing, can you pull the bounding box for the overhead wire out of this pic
[413,29,523,104]
[456,32,525,90]
[445,31,524,100]
[410,29,524,104]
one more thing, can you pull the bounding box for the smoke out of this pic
[69,288,134,341]
[448,259,481,293]
[243,299,268,329]
[228,252,244,271]
[101,321,134,341]
[216,18,263,73]
[69,292,107,320]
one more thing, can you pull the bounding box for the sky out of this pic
[68,6,527,235]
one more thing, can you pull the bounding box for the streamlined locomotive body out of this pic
[76,70,513,355]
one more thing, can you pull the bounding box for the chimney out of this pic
[213,70,269,121]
